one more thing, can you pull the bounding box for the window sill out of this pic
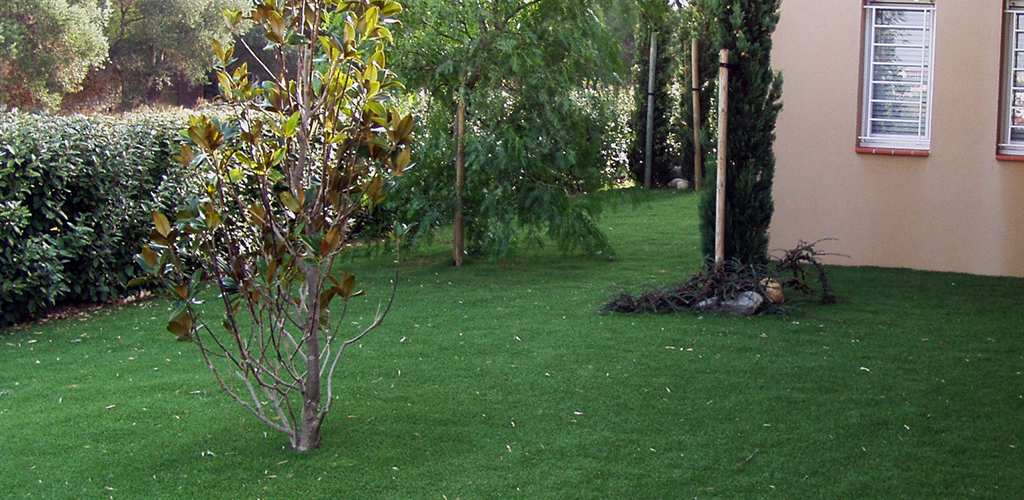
[856,147,930,157]
[996,154,1024,162]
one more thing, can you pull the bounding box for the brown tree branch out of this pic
[499,0,547,30]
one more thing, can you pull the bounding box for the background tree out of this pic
[0,0,108,111]
[676,0,717,187]
[137,0,413,452]
[628,0,681,188]
[103,0,247,108]
[698,0,782,264]
[603,1,641,71]
[390,0,626,262]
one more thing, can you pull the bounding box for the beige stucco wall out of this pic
[769,0,1024,277]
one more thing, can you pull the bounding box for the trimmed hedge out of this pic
[0,110,199,327]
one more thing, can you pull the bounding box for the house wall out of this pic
[769,0,1024,277]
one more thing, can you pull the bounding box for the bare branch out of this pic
[423,19,466,43]
[321,255,400,423]
[237,36,277,80]
[194,325,292,437]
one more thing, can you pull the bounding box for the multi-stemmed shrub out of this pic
[136,0,413,452]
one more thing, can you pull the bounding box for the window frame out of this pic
[859,1,937,151]
[999,1,1024,156]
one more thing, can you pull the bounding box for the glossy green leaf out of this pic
[221,8,243,28]
[279,191,301,212]
[284,112,300,137]
[339,271,357,300]
[153,211,171,237]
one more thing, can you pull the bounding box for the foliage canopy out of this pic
[698,0,783,264]
[389,0,627,259]
[0,0,108,110]
[0,111,197,326]
[105,0,248,108]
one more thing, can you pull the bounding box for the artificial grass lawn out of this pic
[1,191,1022,499]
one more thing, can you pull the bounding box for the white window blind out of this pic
[860,3,936,150]
[1001,3,1024,154]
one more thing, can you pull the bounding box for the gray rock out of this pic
[694,297,721,311]
[721,291,764,315]
[667,178,690,190]
[694,291,764,315]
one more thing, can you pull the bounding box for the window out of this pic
[1000,1,1024,156]
[860,1,936,151]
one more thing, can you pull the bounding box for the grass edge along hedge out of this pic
[0,109,200,327]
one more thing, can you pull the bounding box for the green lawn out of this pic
[2,191,1022,499]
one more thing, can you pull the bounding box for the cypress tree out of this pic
[628,2,679,188]
[677,0,717,188]
[698,0,783,264]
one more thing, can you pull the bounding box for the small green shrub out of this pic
[0,110,200,326]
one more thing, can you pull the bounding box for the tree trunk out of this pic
[295,403,321,451]
[453,90,466,267]
[296,265,323,451]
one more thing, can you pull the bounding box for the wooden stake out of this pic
[691,38,702,192]
[453,90,466,267]
[644,32,658,190]
[715,49,730,264]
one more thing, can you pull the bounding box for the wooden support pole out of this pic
[691,38,702,192]
[644,32,658,190]
[715,49,730,264]
[453,90,466,267]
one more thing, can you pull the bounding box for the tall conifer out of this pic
[698,0,783,264]
[628,2,679,187]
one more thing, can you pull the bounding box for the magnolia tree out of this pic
[135,0,413,452]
